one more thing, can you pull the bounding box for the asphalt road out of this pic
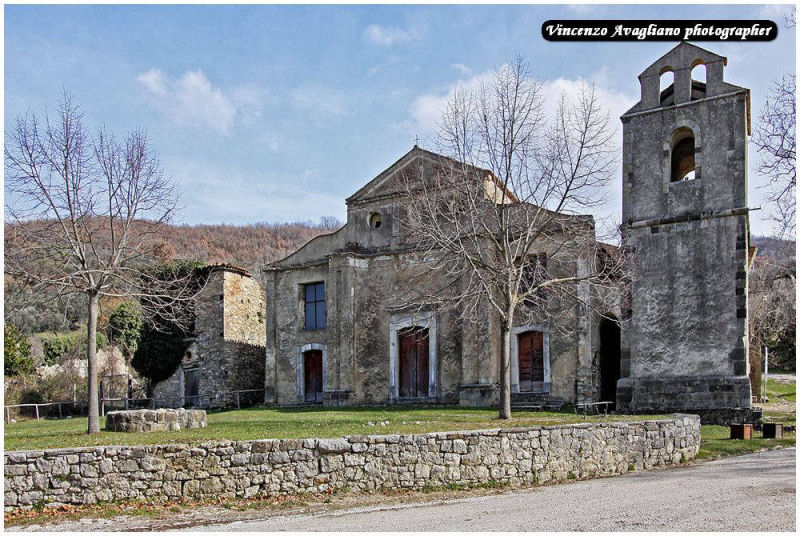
[193,448,796,532]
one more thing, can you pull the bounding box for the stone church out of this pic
[263,144,621,409]
[263,42,754,420]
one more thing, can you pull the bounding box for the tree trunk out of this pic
[87,292,101,434]
[499,322,513,420]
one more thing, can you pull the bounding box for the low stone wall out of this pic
[105,409,207,433]
[4,415,700,509]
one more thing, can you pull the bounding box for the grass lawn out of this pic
[699,374,796,459]
[765,376,796,404]
[4,406,674,452]
[697,425,795,459]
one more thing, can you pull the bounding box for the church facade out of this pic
[263,147,620,408]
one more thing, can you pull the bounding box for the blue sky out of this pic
[4,4,796,236]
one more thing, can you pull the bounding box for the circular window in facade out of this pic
[369,212,382,229]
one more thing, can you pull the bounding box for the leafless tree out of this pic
[397,58,626,419]
[753,14,796,237]
[748,245,796,396]
[5,93,197,434]
[753,73,796,237]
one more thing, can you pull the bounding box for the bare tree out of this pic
[753,13,796,237]
[753,73,796,236]
[397,58,625,419]
[749,245,796,396]
[5,93,197,434]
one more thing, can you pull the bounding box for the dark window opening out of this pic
[671,129,696,182]
[304,282,326,330]
[369,212,382,229]
[598,317,621,407]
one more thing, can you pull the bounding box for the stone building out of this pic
[263,147,621,408]
[617,42,755,421]
[154,264,266,409]
[263,43,758,418]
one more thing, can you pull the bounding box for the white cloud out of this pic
[566,4,605,15]
[409,70,495,132]
[409,66,635,135]
[541,75,636,125]
[451,63,473,77]
[757,4,795,22]
[137,69,259,134]
[363,24,421,47]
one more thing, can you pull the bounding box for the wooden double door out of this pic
[304,350,323,403]
[398,327,430,398]
[518,331,545,392]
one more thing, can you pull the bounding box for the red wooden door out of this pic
[304,350,323,403]
[399,328,429,398]
[518,331,544,392]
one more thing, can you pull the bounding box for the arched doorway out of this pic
[303,350,323,403]
[599,317,621,405]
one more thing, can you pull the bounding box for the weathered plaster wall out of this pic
[4,415,700,509]
[265,148,614,408]
[624,216,748,378]
[223,272,267,347]
[619,44,751,415]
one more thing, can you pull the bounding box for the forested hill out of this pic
[751,235,796,263]
[4,219,339,333]
[156,219,340,273]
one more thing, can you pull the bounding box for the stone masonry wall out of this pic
[4,415,700,509]
[105,409,207,433]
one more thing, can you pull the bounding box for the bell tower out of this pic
[617,43,753,420]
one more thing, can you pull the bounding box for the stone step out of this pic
[511,394,565,411]
[510,405,544,411]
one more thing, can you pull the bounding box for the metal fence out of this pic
[4,389,267,423]
[4,401,86,423]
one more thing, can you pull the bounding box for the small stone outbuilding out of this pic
[153,264,266,409]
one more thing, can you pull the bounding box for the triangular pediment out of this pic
[346,146,512,206]
[346,146,433,205]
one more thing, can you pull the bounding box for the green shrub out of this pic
[131,324,189,396]
[4,323,34,376]
[19,388,45,405]
[108,301,143,359]
[40,330,108,365]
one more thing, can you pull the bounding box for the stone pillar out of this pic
[263,268,278,404]
[575,256,594,404]
[326,254,358,405]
